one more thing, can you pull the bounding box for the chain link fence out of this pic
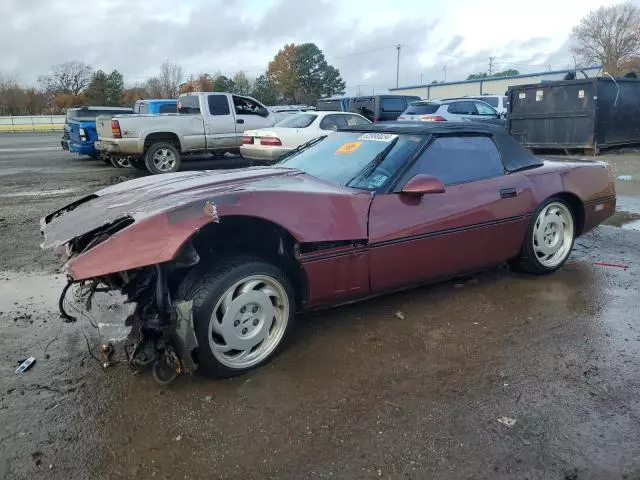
[0,115,65,133]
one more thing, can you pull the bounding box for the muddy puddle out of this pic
[604,194,640,231]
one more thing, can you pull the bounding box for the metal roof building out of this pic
[389,66,602,100]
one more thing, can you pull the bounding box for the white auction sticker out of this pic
[358,133,398,142]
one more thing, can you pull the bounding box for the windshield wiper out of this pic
[346,136,399,187]
[277,135,327,163]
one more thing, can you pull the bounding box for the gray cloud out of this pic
[439,36,464,55]
[0,0,579,94]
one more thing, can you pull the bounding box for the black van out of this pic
[348,95,421,122]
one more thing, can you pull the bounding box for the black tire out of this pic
[511,197,576,275]
[176,256,295,378]
[144,142,181,174]
[130,157,147,171]
[109,156,131,168]
[99,155,111,164]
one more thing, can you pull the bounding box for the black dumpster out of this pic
[507,76,640,153]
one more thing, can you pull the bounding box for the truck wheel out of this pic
[177,256,295,378]
[511,197,576,275]
[130,157,147,171]
[144,143,180,174]
[110,156,131,168]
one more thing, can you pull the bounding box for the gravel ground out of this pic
[1,133,640,480]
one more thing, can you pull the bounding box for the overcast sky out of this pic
[1,0,633,94]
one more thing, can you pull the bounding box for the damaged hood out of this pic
[41,166,368,249]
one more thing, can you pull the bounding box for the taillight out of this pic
[111,120,122,138]
[373,117,380,123]
[242,136,254,145]
[260,137,282,146]
[420,115,447,122]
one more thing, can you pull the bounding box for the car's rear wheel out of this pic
[145,142,180,174]
[110,156,131,168]
[177,256,295,378]
[512,197,575,274]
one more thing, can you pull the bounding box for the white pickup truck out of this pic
[95,92,277,174]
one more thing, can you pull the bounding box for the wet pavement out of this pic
[1,134,640,479]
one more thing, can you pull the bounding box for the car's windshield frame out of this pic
[277,131,429,192]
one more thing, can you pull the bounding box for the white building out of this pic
[390,66,602,99]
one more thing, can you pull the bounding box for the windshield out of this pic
[275,113,317,128]
[279,132,425,189]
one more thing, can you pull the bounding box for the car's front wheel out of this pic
[177,257,295,378]
[512,197,576,274]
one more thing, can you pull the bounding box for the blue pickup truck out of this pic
[61,100,177,160]
[61,106,134,159]
[133,99,177,114]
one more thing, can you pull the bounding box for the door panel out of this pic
[232,95,272,146]
[204,94,237,150]
[368,174,535,292]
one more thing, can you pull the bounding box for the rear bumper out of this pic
[240,145,290,162]
[69,141,97,156]
[61,139,69,151]
[95,139,139,155]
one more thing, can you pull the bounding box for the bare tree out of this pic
[572,2,640,74]
[145,77,164,98]
[39,61,93,96]
[158,60,184,98]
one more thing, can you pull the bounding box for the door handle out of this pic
[499,187,517,199]
[236,119,245,124]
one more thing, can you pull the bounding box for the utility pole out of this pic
[420,73,423,85]
[357,85,361,96]
[396,44,401,88]
[442,65,447,82]
[489,56,495,76]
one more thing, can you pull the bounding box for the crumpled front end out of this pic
[59,257,200,384]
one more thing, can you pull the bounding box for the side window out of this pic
[320,114,348,131]
[449,101,476,115]
[475,102,497,116]
[381,97,405,112]
[208,95,231,115]
[401,136,504,186]
[233,96,265,116]
[178,95,200,114]
[344,114,369,126]
[159,103,177,114]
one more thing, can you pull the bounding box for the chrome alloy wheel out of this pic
[208,275,290,369]
[152,148,177,172]
[532,201,574,268]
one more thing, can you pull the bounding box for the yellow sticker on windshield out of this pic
[335,141,363,155]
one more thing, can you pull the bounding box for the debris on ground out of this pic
[15,357,36,374]
[497,416,517,427]
[617,175,633,181]
[204,395,214,402]
[175,435,182,441]
[594,261,629,269]
[394,311,405,320]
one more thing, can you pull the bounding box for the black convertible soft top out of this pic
[339,121,543,172]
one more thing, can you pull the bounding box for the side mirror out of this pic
[401,174,445,196]
[259,107,269,117]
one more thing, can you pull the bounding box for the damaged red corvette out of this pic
[41,123,616,384]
